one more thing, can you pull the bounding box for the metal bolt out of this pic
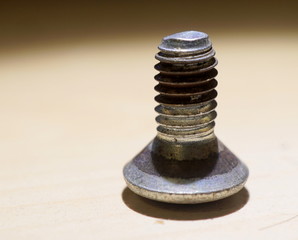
[123,31,249,204]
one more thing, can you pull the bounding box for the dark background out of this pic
[1,0,297,52]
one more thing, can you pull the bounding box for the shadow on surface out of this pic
[122,187,249,220]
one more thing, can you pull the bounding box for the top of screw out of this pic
[158,31,212,55]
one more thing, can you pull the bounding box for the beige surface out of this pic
[0,33,298,239]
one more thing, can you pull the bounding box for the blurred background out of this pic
[0,1,297,239]
[1,1,298,50]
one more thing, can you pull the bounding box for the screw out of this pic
[123,31,249,204]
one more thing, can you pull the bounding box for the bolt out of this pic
[123,31,249,204]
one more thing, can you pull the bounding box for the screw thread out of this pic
[154,41,218,142]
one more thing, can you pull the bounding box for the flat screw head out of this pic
[158,30,212,55]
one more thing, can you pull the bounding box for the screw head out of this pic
[158,31,212,55]
[123,140,249,204]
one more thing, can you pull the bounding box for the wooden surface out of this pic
[0,32,298,239]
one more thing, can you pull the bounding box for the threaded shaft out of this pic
[154,31,218,142]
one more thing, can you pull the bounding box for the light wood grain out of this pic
[0,33,297,240]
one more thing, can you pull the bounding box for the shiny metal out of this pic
[124,140,248,204]
[123,31,249,204]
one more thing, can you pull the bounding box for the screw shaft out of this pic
[154,51,218,142]
[152,32,219,161]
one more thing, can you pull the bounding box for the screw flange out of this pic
[123,31,249,204]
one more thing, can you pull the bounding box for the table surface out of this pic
[0,32,297,240]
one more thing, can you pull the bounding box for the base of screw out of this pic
[123,139,248,204]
